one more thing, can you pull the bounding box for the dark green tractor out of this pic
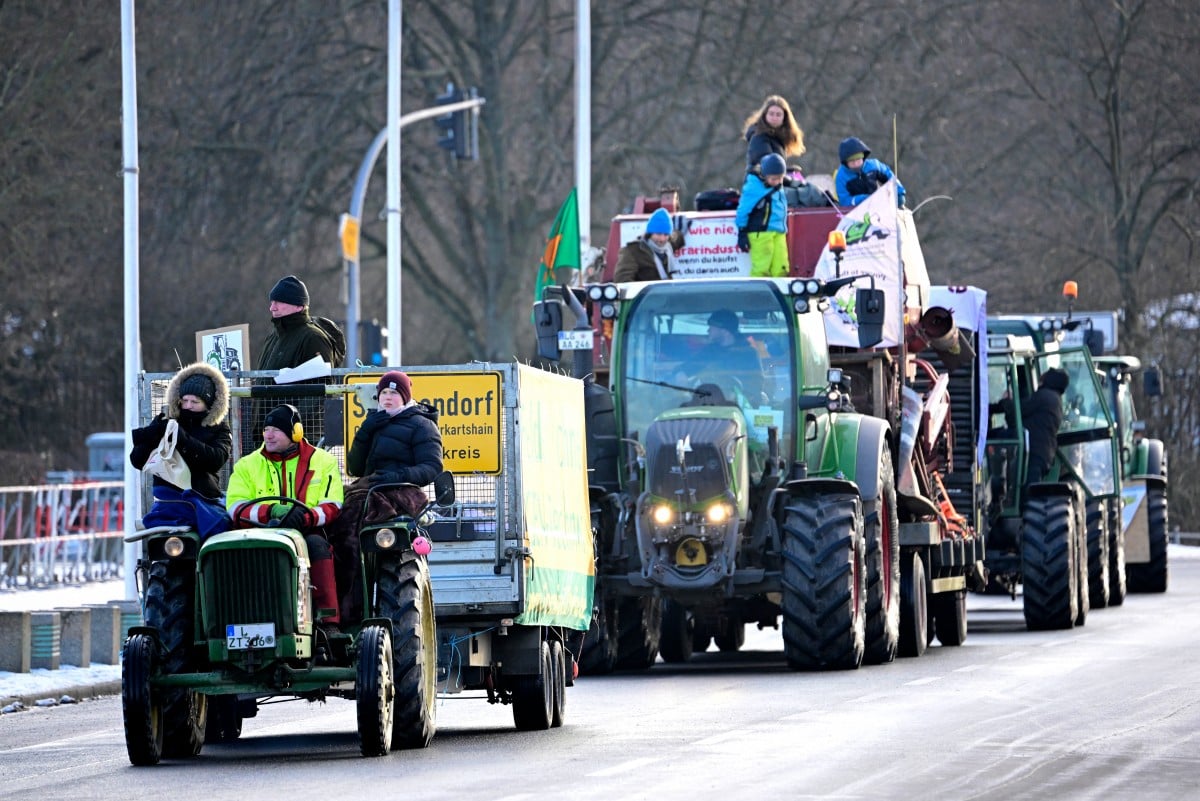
[121,472,454,765]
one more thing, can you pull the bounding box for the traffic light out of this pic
[435,83,462,155]
[434,82,479,161]
[360,318,388,366]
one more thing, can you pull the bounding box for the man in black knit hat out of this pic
[256,275,341,372]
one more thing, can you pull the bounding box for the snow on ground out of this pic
[0,579,130,703]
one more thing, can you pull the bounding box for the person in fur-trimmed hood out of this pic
[130,361,232,499]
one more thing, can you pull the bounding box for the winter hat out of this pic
[644,208,672,236]
[760,153,787,177]
[377,370,412,403]
[1041,368,1070,394]
[269,275,310,307]
[263,404,303,437]
[707,309,740,335]
[178,373,217,408]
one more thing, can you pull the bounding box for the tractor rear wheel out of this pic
[614,596,661,670]
[780,493,865,671]
[144,560,205,758]
[512,641,554,731]
[898,551,928,658]
[1128,484,1169,593]
[1021,493,1078,630]
[376,552,437,749]
[931,589,967,647]
[658,599,695,664]
[863,450,900,665]
[356,625,395,757]
[714,616,744,652]
[1085,498,1111,609]
[579,592,619,675]
[122,633,163,766]
[1107,498,1127,606]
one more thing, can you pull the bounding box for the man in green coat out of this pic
[256,274,341,371]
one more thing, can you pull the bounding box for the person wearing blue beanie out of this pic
[615,206,687,281]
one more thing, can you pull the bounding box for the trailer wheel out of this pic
[1127,484,1169,593]
[356,625,395,757]
[898,551,928,657]
[1085,498,1110,609]
[550,639,567,728]
[144,560,205,758]
[513,641,553,731]
[122,633,163,766]
[614,596,661,670]
[579,593,619,675]
[780,493,865,671]
[376,552,437,749]
[693,628,713,654]
[1021,493,1078,630]
[714,616,744,652]
[931,589,967,646]
[863,450,900,665]
[1107,497,1127,606]
[205,696,244,743]
[658,599,694,664]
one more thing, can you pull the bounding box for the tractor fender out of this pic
[1025,481,1076,501]
[851,416,891,503]
[1134,438,1167,484]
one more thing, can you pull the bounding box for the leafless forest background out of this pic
[1,1,1198,524]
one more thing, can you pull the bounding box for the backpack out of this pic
[694,188,740,211]
[314,316,347,365]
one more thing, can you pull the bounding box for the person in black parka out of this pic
[129,361,233,537]
[1023,367,1069,484]
[329,370,443,622]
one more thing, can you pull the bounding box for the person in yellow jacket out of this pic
[226,404,345,631]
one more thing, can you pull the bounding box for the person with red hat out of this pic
[328,370,444,622]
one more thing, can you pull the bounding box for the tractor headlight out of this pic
[706,503,731,524]
[587,285,604,301]
[602,284,619,300]
[375,528,398,549]
[601,302,617,319]
[651,504,674,526]
[163,536,185,558]
[793,297,809,313]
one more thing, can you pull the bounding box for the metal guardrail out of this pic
[0,482,125,590]
[1171,530,1200,546]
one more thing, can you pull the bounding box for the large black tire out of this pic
[1085,498,1111,609]
[714,616,744,652]
[862,451,900,665]
[512,640,553,731]
[614,596,661,670]
[122,633,163,766]
[550,639,566,728]
[1128,484,1169,593]
[898,551,928,658]
[658,599,694,664]
[579,592,619,675]
[356,625,395,757]
[931,589,967,647]
[1107,497,1127,606]
[1074,496,1090,627]
[780,493,865,671]
[205,695,244,743]
[143,560,205,758]
[1021,494,1078,630]
[376,553,437,749]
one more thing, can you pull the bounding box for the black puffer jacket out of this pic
[347,402,443,487]
[1023,368,1069,469]
[129,362,232,499]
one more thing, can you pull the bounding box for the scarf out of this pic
[645,237,679,280]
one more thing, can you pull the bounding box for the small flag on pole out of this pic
[533,188,580,316]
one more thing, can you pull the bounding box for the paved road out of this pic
[2,548,1198,801]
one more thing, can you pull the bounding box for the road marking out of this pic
[904,676,942,686]
[691,729,751,746]
[587,756,660,777]
[953,663,985,673]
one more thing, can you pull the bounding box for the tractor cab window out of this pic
[1038,350,1118,498]
[617,281,796,481]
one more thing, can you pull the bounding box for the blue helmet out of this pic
[645,207,672,235]
[759,153,787,177]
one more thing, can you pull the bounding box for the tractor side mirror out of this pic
[1143,366,1162,398]
[533,300,564,361]
[856,287,885,349]
[1084,329,1105,357]
[432,470,456,507]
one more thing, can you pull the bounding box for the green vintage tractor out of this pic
[121,473,454,765]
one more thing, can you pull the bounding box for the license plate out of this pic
[558,330,594,351]
[226,623,276,650]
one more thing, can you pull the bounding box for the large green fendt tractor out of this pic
[536,269,984,672]
[983,327,1120,629]
[122,466,454,765]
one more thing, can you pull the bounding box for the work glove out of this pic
[279,505,312,530]
[269,503,290,521]
[737,229,751,253]
[132,414,168,446]
[672,214,691,235]
[358,409,391,435]
[368,470,403,488]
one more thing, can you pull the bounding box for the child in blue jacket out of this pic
[735,153,789,277]
[835,136,906,207]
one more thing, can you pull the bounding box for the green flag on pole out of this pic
[533,188,580,316]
